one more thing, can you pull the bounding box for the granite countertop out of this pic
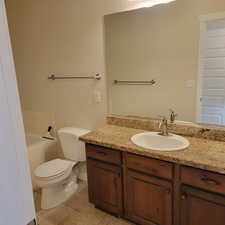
[80,125,225,175]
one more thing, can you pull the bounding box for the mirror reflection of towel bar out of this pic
[114,79,156,85]
[48,74,101,81]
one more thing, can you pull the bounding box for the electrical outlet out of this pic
[94,90,102,103]
[185,80,195,88]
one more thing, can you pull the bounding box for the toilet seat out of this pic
[34,159,76,180]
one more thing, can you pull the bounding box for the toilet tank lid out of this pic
[58,127,90,137]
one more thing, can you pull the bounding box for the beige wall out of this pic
[6,0,225,129]
[6,0,140,132]
[106,0,225,122]
[22,110,56,135]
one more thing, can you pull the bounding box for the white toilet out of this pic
[34,127,90,210]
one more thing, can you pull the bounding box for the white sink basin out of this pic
[131,132,190,151]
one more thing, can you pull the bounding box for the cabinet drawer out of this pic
[125,153,173,180]
[181,166,225,195]
[86,144,122,165]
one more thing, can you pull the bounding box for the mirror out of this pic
[105,0,225,126]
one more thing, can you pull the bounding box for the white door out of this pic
[0,0,36,225]
[199,17,225,125]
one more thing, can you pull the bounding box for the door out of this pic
[181,186,225,225]
[125,170,172,225]
[198,17,225,125]
[0,0,36,224]
[86,158,123,215]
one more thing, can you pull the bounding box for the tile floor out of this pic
[35,182,134,225]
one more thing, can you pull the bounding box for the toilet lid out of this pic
[34,159,73,178]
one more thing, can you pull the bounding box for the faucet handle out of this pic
[158,115,167,128]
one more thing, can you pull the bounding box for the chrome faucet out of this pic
[169,109,178,124]
[158,116,169,136]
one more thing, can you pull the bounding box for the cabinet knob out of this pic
[181,193,187,200]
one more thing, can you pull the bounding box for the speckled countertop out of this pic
[80,125,225,175]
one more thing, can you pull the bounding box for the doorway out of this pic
[198,13,225,125]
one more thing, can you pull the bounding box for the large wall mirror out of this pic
[105,0,225,126]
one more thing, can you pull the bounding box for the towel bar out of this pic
[114,79,156,85]
[48,74,101,81]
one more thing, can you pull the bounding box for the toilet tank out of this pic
[58,127,90,161]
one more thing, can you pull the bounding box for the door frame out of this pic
[0,0,36,224]
[196,12,225,123]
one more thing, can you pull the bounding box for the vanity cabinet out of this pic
[86,145,123,216]
[180,166,225,225]
[124,153,173,225]
[180,186,225,225]
[85,144,225,225]
[125,170,172,225]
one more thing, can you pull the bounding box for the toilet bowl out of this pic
[34,127,90,209]
[34,159,77,209]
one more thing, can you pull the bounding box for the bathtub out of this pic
[26,134,57,189]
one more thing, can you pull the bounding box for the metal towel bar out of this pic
[114,79,156,85]
[48,74,101,81]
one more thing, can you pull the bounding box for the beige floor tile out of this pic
[102,214,135,225]
[37,205,70,224]
[38,218,55,225]
[36,183,134,225]
[38,205,105,225]
[65,187,98,214]
[61,210,106,225]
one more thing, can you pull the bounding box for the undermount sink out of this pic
[131,132,190,151]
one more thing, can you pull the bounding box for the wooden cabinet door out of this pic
[125,170,172,225]
[181,186,225,225]
[87,158,123,215]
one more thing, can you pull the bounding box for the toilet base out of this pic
[41,177,78,210]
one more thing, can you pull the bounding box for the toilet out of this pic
[34,127,90,210]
